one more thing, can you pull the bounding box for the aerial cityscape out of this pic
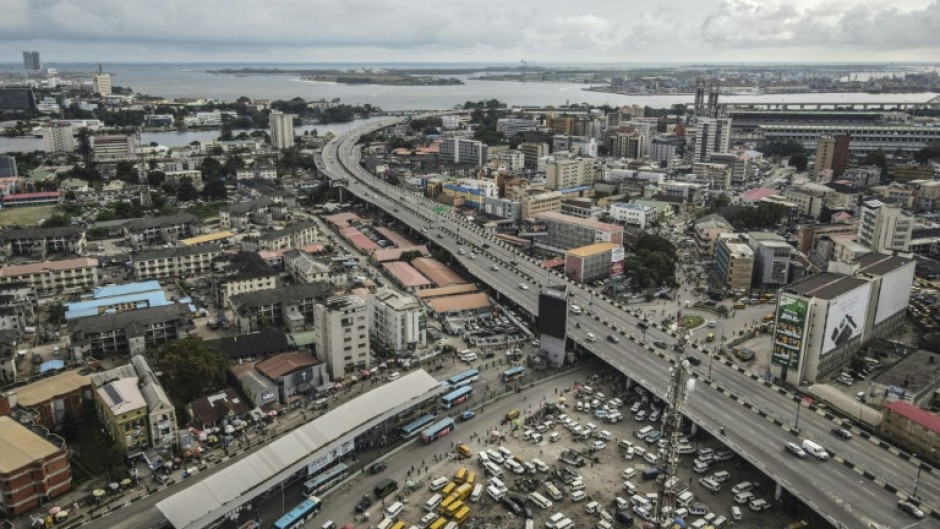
[1,3,940,529]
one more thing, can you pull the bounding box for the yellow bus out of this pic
[454,467,467,484]
[453,506,471,524]
[464,472,476,486]
[438,494,459,514]
[455,483,473,501]
[445,500,464,518]
[441,482,457,497]
[429,518,448,529]
[390,522,406,529]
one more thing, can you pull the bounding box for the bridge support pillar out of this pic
[775,482,784,501]
[690,423,699,436]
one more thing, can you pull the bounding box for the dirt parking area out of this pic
[392,371,823,529]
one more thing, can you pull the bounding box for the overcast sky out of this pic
[2,0,939,64]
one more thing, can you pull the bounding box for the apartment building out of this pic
[368,287,426,354]
[440,138,485,166]
[0,226,86,258]
[545,158,592,190]
[92,73,112,96]
[0,417,71,516]
[692,117,732,162]
[483,197,522,221]
[41,121,74,153]
[218,199,280,230]
[0,258,99,293]
[132,245,222,280]
[607,129,646,159]
[649,135,685,163]
[89,355,177,452]
[879,402,940,468]
[123,214,198,247]
[519,142,550,170]
[93,135,135,161]
[748,232,794,288]
[715,234,754,293]
[67,303,192,359]
[230,282,333,333]
[858,199,913,254]
[564,242,617,283]
[693,214,734,257]
[211,252,279,306]
[315,295,371,379]
[234,164,277,180]
[2,370,91,430]
[269,111,295,150]
[284,250,344,285]
[535,211,623,250]
[240,222,319,252]
[520,191,562,219]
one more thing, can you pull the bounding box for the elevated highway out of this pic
[319,118,940,529]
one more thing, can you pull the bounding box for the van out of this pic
[641,468,660,481]
[545,482,564,501]
[622,481,637,496]
[618,439,633,451]
[455,467,468,483]
[453,506,470,524]
[711,471,730,483]
[455,483,473,501]
[596,521,613,529]
[470,484,483,503]
[442,482,456,497]
[490,477,507,494]
[677,491,694,506]
[802,440,829,460]
[444,499,464,518]
[478,451,490,466]
[630,494,650,509]
[531,458,550,473]
[377,519,395,529]
[699,477,721,493]
[483,462,503,478]
[585,501,600,514]
[623,447,635,460]
[385,501,404,519]
[731,506,742,520]
[570,479,585,491]
[464,472,476,487]
[418,513,438,529]
[458,444,472,459]
[571,490,587,502]
[549,432,562,443]
[505,409,521,421]
[529,492,553,509]
[429,518,447,529]
[430,477,449,492]
[505,459,525,475]
[426,494,443,512]
[614,497,630,511]
[546,513,566,529]
[636,426,654,439]
[555,518,574,529]
[643,452,660,465]
[523,461,537,475]
[313,398,329,410]
[706,333,715,342]
[322,522,337,529]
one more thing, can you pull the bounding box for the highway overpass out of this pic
[318,118,940,529]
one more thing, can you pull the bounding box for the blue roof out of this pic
[93,280,162,299]
[558,185,592,193]
[65,286,173,320]
[40,359,65,373]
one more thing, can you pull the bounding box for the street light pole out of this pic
[914,464,923,498]
[793,397,802,431]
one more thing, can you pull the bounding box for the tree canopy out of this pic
[150,335,228,405]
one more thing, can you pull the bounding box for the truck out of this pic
[801,440,829,460]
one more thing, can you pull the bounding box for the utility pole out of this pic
[654,314,692,525]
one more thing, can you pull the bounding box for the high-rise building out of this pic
[368,287,425,353]
[858,199,913,254]
[21,51,41,71]
[832,134,851,177]
[41,121,75,153]
[439,137,484,166]
[715,234,754,293]
[269,111,295,150]
[520,142,549,170]
[607,130,646,159]
[0,156,18,178]
[314,295,370,379]
[545,158,592,190]
[813,136,836,179]
[693,117,732,162]
[92,73,112,96]
[92,135,135,161]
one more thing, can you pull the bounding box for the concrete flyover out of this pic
[318,117,940,529]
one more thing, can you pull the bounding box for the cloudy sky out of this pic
[2,0,939,64]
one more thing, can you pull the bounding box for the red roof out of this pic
[883,401,940,435]
[3,191,61,200]
[542,258,566,269]
[741,188,778,201]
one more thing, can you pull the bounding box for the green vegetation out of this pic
[625,234,678,289]
[680,315,705,328]
[700,193,789,230]
[914,142,940,164]
[150,335,228,405]
[0,205,56,226]
[756,139,806,157]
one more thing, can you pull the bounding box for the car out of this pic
[586,333,597,342]
[622,467,636,480]
[388,372,400,381]
[153,474,170,485]
[733,491,754,504]
[634,410,647,421]
[491,265,500,271]
[370,462,388,474]
[897,499,925,519]
[500,497,522,515]
[708,320,716,328]
[748,499,771,512]
[355,495,373,513]
[713,449,734,462]
[688,503,707,516]
[461,411,476,421]
[615,511,634,525]
[653,341,667,349]
[785,442,806,458]
[685,355,701,366]
[831,427,852,439]
[607,334,621,343]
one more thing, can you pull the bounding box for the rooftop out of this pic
[374,227,415,248]
[231,282,333,311]
[416,284,479,299]
[372,245,430,263]
[68,303,190,336]
[382,261,432,288]
[189,388,250,426]
[566,242,617,257]
[0,225,84,241]
[181,231,234,246]
[257,222,318,242]
[133,244,222,262]
[255,352,319,380]
[0,416,62,473]
[339,227,378,252]
[224,198,275,215]
[741,188,779,201]
[207,330,291,360]
[695,214,733,230]
[322,212,361,229]
[535,211,622,232]
[883,401,940,435]
[427,292,491,314]
[96,377,147,415]
[856,253,914,277]
[123,213,196,231]
[785,272,869,300]
[11,370,91,407]
[410,257,466,288]
[371,286,421,311]
[0,257,98,278]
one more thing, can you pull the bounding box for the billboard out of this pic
[772,296,808,368]
[538,288,568,340]
[610,246,625,277]
[875,261,915,324]
[822,282,872,355]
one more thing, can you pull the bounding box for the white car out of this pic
[785,442,806,458]
[388,372,400,381]
[586,333,597,342]
[518,283,528,290]
[622,468,636,480]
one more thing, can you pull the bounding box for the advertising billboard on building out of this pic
[538,288,568,340]
[772,297,808,368]
[874,261,915,324]
[822,282,872,355]
[610,246,625,277]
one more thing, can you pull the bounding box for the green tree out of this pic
[115,160,137,183]
[202,179,228,200]
[75,127,93,164]
[150,336,228,404]
[176,180,199,202]
[863,149,889,174]
[789,153,808,172]
[199,157,225,180]
[147,170,166,187]
[48,302,66,325]
[756,139,806,157]
[914,142,940,165]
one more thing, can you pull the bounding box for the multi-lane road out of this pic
[320,118,940,529]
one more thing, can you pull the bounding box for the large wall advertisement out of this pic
[772,296,808,368]
[874,261,915,324]
[822,282,872,355]
[610,246,625,277]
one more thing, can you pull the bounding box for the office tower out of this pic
[832,135,851,177]
[858,199,913,254]
[693,80,706,117]
[22,51,41,71]
[269,111,295,150]
[93,74,112,96]
[707,84,720,118]
[813,136,836,179]
[0,156,18,177]
[693,117,732,162]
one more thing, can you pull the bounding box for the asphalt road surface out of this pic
[319,118,940,529]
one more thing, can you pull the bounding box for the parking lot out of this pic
[385,371,820,529]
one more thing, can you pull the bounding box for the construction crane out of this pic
[653,311,694,527]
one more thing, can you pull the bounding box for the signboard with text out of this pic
[772,296,808,369]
